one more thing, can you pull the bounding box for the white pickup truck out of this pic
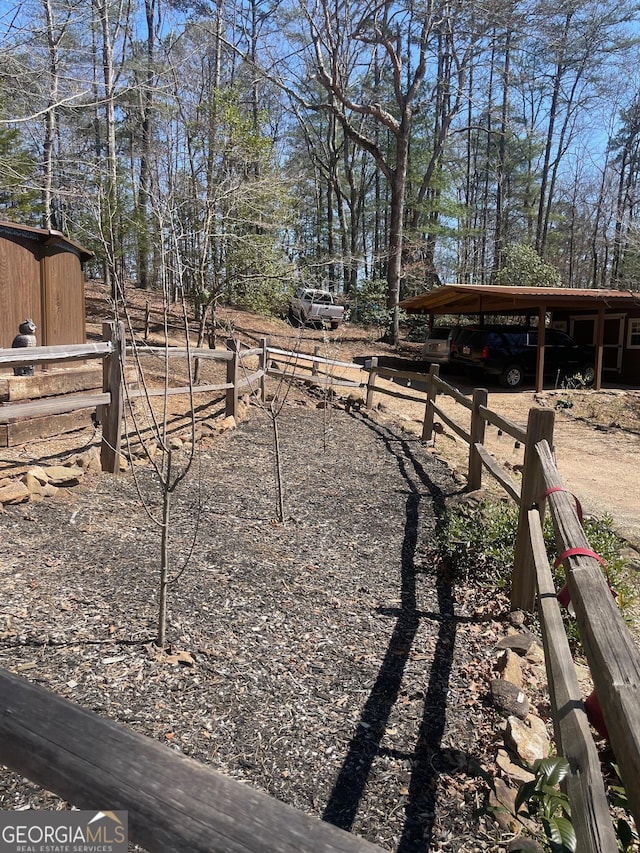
[288,288,345,330]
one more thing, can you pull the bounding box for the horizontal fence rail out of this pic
[0,341,112,367]
[0,669,382,853]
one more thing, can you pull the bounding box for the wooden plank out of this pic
[6,368,103,401]
[360,383,426,404]
[101,322,124,475]
[511,408,555,610]
[421,364,439,441]
[126,383,232,399]
[432,375,474,409]
[127,345,233,361]
[474,443,521,503]
[267,347,366,372]
[0,393,110,422]
[528,509,619,853]
[431,402,471,443]
[536,440,640,833]
[374,365,429,384]
[468,388,488,491]
[0,669,383,853]
[0,342,111,367]
[267,369,363,388]
[237,369,267,393]
[0,410,92,446]
[478,404,527,443]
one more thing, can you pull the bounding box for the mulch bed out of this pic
[0,395,516,852]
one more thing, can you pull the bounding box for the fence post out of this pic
[511,407,555,611]
[365,357,378,409]
[258,337,268,402]
[226,337,239,419]
[311,345,321,376]
[144,301,150,341]
[101,320,125,474]
[467,387,488,491]
[421,363,440,441]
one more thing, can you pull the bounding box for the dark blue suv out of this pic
[451,325,595,388]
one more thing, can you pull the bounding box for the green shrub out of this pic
[439,500,635,623]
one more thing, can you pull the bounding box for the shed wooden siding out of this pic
[42,246,87,347]
[0,234,42,349]
[0,222,92,356]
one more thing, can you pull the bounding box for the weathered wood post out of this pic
[311,345,321,377]
[101,320,125,474]
[421,363,440,441]
[144,301,150,341]
[365,357,378,409]
[226,337,239,419]
[257,336,268,402]
[467,387,488,491]
[511,407,555,610]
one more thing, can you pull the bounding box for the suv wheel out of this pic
[500,363,524,389]
[582,364,596,386]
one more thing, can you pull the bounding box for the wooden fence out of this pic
[2,338,639,848]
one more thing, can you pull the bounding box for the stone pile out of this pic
[0,447,101,509]
[487,612,554,851]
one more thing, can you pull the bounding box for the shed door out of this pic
[570,314,625,372]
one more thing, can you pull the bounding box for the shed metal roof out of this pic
[400,283,640,315]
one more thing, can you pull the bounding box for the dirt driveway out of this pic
[365,373,640,548]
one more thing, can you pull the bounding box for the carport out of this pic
[400,284,640,391]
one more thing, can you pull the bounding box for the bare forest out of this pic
[1,0,640,345]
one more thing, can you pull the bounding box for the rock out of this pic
[75,447,102,472]
[26,466,49,485]
[41,482,59,498]
[496,631,536,655]
[508,610,527,628]
[217,415,237,432]
[41,465,84,486]
[505,715,550,765]
[497,649,524,689]
[488,777,520,832]
[22,472,44,499]
[491,679,530,719]
[170,436,183,449]
[0,481,30,505]
[525,642,545,665]
[496,749,536,786]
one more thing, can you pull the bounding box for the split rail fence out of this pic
[1,335,639,850]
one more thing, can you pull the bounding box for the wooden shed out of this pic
[401,284,640,390]
[0,220,93,352]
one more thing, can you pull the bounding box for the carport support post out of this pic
[365,357,378,409]
[226,338,239,419]
[467,387,488,491]
[511,407,555,611]
[594,305,605,390]
[101,320,125,474]
[535,305,547,393]
[421,363,440,441]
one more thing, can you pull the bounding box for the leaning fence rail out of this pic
[415,364,640,846]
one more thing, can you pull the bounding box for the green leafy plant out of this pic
[608,764,639,852]
[514,758,576,852]
[440,500,634,618]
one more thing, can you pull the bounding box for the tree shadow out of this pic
[322,413,468,851]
